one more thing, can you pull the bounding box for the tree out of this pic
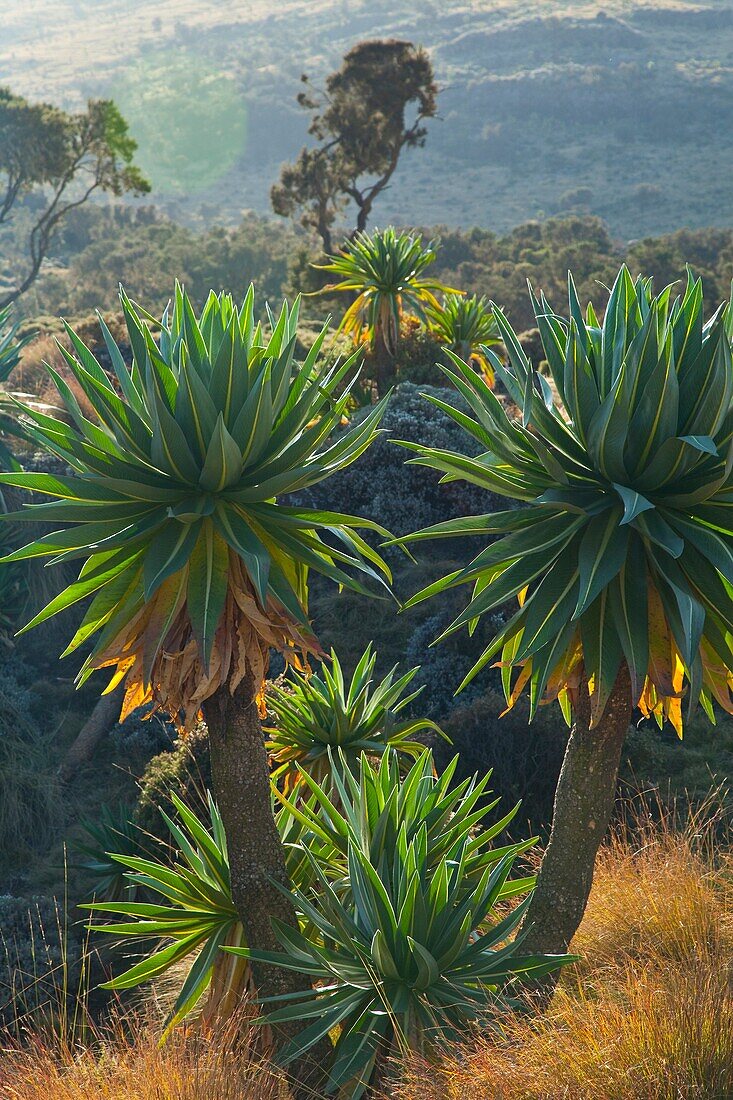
[271,40,438,254]
[0,89,149,309]
[319,227,458,392]
[393,267,733,977]
[0,285,391,1093]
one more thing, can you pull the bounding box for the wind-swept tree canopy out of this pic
[0,89,149,308]
[271,40,437,253]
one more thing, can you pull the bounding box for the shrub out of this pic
[134,724,212,846]
[109,709,176,762]
[391,315,446,386]
[0,664,61,875]
[292,382,501,541]
[404,612,498,721]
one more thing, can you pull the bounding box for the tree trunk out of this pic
[520,666,632,977]
[202,673,331,1099]
[372,325,395,397]
[58,686,124,783]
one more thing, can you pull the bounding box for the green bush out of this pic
[0,665,61,877]
[134,724,212,846]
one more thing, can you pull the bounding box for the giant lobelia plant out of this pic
[0,284,392,1088]
[232,750,571,1097]
[265,642,445,793]
[318,227,458,393]
[426,292,501,384]
[392,267,733,965]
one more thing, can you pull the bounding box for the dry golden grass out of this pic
[8,313,128,415]
[397,791,733,1100]
[397,963,733,1100]
[0,1013,285,1100]
[7,333,95,430]
[3,794,732,1100]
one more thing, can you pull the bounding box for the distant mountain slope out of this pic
[2,0,732,238]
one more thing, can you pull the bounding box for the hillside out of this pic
[2,0,733,239]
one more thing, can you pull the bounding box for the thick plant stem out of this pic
[58,686,124,783]
[520,666,632,976]
[372,325,395,396]
[203,674,330,1099]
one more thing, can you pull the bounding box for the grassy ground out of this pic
[3,792,731,1100]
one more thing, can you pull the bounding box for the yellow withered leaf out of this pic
[91,550,323,733]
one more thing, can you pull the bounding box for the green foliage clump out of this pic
[32,209,301,319]
[266,644,444,790]
[135,725,212,846]
[233,751,570,1097]
[293,383,495,541]
[0,304,32,382]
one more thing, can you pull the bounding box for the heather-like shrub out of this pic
[291,383,503,540]
[0,666,61,874]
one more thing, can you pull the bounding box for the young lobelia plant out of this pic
[318,227,458,393]
[278,749,537,899]
[0,284,392,1091]
[76,803,155,903]
[426,292,501,385]
[231,750,572,1098]
[0,305,33,471]
[84,789,339,1037]
[0,305,31,384]
[85,792,246,1035]
[392,267,733,968]
[265,643,445,793]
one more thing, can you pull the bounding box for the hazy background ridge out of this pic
[2,0,732,238]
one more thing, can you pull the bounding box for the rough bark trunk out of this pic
[520,666,633,974]
[58,686,124,783]
[202,673,331,1099]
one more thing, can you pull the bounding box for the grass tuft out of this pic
[0,1011,284,1100]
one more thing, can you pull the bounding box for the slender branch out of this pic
[0,173,22,225]
[0,159,100,310]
